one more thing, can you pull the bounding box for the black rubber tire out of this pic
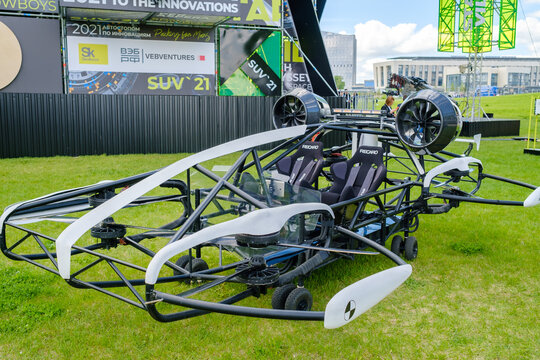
[271,284,297,310]
[184,258,209,284]
[404,236,418,260]
[187,258,209,273]
[284,287,313,311]
[173,255,193,277]
[390,235,403,256]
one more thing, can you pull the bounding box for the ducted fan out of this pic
[273,88,331,129]
[395,89,462,154]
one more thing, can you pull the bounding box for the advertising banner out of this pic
[0,16,62,94]
[0,0,58,14]
[218,28,281,96]
[458,0,493,53]
[283,37,312,92]
[282,2,312,92]
[60,0,281,27]
[66,22,215,95]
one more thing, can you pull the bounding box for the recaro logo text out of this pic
[79,44,108,65]
[359,149,379,155]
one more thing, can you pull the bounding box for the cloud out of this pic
[516,16,540,54]
[353,20,438,82]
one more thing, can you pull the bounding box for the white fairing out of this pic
[524,187,540,207]
[55,126,307,279]
[324,264,412,329]
[145,203,333,285]
[0,185,92,236]
[423,157,482,189]
[455,133,482,151]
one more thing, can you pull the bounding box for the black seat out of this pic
[321,146,387,205]
[276,141,324,188]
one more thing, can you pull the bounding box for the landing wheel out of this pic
[173,255,193,276]
[404,236,418,260]
[284,287,313,311]
[271,284,297,310]
[390,235,404,256]
[173,255,208,283]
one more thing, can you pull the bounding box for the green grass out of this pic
[0,95,539,359]
[474,92,540,136]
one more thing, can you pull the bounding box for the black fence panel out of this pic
[0,94,345,158]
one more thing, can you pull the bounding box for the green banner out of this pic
[219,29,281,96]
[458,0,473,50]
[438,0,456,52]
[499,0,518,50]
[458,0,493,53]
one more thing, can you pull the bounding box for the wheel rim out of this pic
[297,299,308,311]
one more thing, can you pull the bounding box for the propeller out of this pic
[396,89,462,154]
[273,88,331,129]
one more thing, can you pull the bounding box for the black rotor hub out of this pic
[88,189,117,207]
[236,259,279,286]
[90,217,127,246]
[235,232,280,248]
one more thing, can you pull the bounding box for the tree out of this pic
[334,75,345,90]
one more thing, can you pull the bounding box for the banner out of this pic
[0,16,62,94]
[0,0,58,14]
[498,0,517,50]
[218,28,281,96]
[458,0,493,53]
[60,0,281,26]
[66,22,215,95]
[283,37,311,92]
[437,0,456,52]
[282,2,312,92]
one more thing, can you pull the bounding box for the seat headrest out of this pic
[293,141,324,159]
[349,146,384,166]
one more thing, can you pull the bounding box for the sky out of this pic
[318,0,540,83]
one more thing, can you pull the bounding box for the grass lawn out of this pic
[0,94,538,359]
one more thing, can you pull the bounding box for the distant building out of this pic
[372,56,540,94]
[322,31,357,90]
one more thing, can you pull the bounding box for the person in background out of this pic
[381,95,396,117]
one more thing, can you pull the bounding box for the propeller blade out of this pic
[418,101,426,119]
[425,102,437,118]
[412,102,422,122]
[324,265,412,329]
[405,110,420,123]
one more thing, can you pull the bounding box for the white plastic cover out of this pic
[524,187,540,207]
[54,126,307,279]
[145,202,333,285]
[423,157,482,189]
[324,264,412,329]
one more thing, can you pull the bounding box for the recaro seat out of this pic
[321,146,387,205]
[276,141,324,188]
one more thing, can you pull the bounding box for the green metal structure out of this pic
[438,0,517,53]
[438,0,456,52]
[499,0,518,50]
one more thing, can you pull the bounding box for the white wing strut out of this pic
[145,203,333,284]
[524,187,540,207]
[56,126,307,279]
[423,157,482,190]
[324,264,412,329]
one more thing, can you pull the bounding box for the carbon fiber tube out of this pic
[278,251,330,285]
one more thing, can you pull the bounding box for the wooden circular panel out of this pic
[0,21,22,90]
